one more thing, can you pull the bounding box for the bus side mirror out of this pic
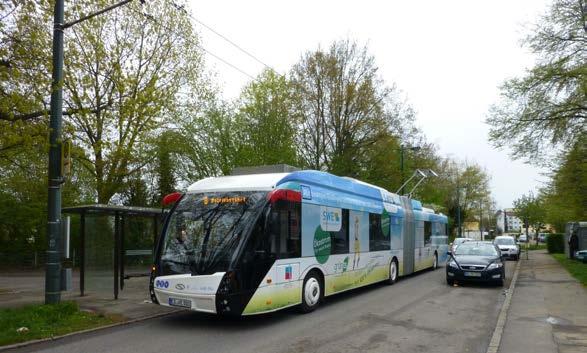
[162,192,182,206]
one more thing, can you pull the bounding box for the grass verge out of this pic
[0,301,119,347]
[552,253,587,287]
[526,243,547,251]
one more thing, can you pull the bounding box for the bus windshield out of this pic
[159,191,267,276]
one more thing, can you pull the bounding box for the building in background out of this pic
[496,209,522,234]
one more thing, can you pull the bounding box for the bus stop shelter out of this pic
[62,204,166,299]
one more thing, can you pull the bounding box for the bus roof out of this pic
[187,173,289,193]
[186,170,445,219]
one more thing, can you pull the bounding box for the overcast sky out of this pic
[186,0,552,209]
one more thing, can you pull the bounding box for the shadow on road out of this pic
[159,267,446,329]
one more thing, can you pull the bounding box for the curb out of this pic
[0,310,179,352]
[486,259,521,353]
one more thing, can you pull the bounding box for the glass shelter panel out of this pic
[84,214,114,296]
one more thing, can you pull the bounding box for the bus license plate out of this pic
[464,272,481,277]
[168,297,191,308]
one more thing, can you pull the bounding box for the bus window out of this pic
[268,199,301,259]
[330,209,349,254]
[424,221,432,246]
[369,213,390,251]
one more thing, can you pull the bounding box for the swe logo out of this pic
[155,280,169,288]
[320,206,342,232]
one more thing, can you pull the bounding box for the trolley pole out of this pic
[45,0,65,304]
[399,146,405,194]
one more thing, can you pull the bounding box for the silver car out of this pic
[494,236,520,261]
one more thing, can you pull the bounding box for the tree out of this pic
[174,101,244,180]
[62,0,208,203]
[487,0,586,164]
[0,1,51,160]
[235,69,298,167]
[154,131,177,201]
[513,192,547,244]
[438,160,493,237]
[541,134,587,230]
[290,40,402,175]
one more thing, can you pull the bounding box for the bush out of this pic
[547,233,564,253]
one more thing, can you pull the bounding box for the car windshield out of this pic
[495,238,515,245]
[454,238,469,245]
[454,243,498,256]
[159,191,267,276]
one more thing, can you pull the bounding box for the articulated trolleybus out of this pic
[150,170,448,315]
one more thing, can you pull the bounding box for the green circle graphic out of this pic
[313,226,331,264]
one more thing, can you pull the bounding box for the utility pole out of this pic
[45,0,136,304]
[45,0,65,304]
[456,172,461,237]
[479,200,483,241]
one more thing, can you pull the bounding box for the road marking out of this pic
[486,260,521,353]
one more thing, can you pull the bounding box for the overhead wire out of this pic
[165,0,279,75]
[129,3,259,81]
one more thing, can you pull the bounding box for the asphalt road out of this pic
[12,263,515,353]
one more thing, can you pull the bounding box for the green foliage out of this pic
[0,143,89,268]
[0,0,52,155]
[547,233,565,253]
[487,0,586,164]
[235,69,298,167]
[62,0,209,203]
[527,243,547,251]
[552,253,587,286]
[513,192,547,235]
[0,301,117,346]
[174,102,244,180]
[155,131,177,201]
[541,137,587,230]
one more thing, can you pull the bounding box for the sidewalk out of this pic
[0,270,178,320]
[499,250,587,353]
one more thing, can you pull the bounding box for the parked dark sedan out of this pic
[446,241,505,286]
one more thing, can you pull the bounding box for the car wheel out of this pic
[387,259,398,285]
[495,279,504,287]
[446,278,454,286]
[300,271,322,313]
[432,253,438,270]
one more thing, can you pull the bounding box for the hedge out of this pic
[547,233,564,254]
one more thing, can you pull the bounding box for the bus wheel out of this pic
[387,259,398,285]
[432,253,438,270]
[300,271,322,313]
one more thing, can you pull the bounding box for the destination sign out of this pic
[203,196,247,205]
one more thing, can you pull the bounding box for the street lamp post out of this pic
[398,145,420,195]
[456,174,462,238]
